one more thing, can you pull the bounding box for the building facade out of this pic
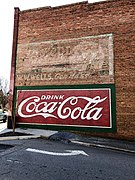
[9,0,135,140]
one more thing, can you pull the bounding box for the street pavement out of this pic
[0,127,135,154]
[0,138,135,180]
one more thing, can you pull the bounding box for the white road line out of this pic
[26,148,89,156]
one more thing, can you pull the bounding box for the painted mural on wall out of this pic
[16,87,114,130]
[16,34,114,86]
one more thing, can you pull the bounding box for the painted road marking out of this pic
[26,148,89,156]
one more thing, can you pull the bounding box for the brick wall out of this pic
[15,0,135,140]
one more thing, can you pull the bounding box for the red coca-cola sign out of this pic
[16,89,112,128]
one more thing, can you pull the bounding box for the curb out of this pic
[0,135,40,141]
[71,140,135,154]
[0,132,134,154]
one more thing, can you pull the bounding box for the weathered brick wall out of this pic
[16,0,135,140]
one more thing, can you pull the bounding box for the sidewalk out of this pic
[0,128,135,154]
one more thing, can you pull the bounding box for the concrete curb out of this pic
[71,140,135,154]
[0,135,40,141]
[1,135,134,154]
[0,129,134,154]
[0,128,57,141]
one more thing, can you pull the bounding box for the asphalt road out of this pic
[0,138,135,180]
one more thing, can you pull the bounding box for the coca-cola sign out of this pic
[16,88,113,129]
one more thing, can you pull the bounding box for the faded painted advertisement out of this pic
[16,88,113,129]
[16,34,114,86]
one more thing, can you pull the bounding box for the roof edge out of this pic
[19,1,88,13]
[19,0,134,13]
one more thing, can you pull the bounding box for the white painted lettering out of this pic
[18,95,107,121]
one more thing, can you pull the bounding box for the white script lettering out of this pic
[18,95,107,121]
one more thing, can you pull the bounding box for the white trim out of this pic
[17,88,110,92]
[109,88,112,128]
[17,122,112,129]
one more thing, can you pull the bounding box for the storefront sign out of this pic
[17,88,113,129]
